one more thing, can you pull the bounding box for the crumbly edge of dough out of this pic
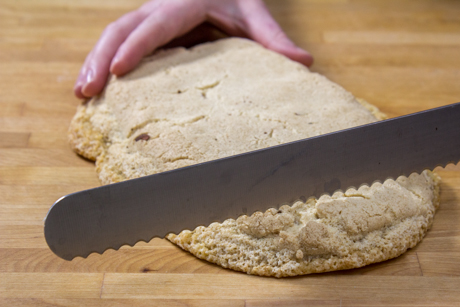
[68,103,105,161]
[167,171,440,278]
[356,98,388,120]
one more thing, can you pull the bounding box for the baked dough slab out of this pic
[69,38,440,277]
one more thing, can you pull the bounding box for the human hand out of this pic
[74,0,314,98]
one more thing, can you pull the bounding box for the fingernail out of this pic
[86,68,94,84]
[112,56,120,65]
[111,57,121,75]
[82,69,95,98]
[74,82,83,97]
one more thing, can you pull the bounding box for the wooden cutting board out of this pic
[1,0,459,306]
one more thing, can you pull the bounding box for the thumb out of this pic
[239,0,313,67]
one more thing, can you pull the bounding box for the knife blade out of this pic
[45,102,460,261]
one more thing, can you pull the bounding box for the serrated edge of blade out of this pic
[67,160,456,261]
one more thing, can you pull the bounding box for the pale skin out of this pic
[74,0,314,99]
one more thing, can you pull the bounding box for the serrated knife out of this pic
[45,102,460,260]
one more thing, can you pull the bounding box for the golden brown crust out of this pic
[68,104,104,161]
[356,98,389,120]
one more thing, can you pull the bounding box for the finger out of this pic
[74,51,93,98]
[76,10,147,98]
[239,0,313,66]
[207,0,313,67]
[110,0,206,76]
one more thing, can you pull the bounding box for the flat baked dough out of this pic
[69,38,440,277]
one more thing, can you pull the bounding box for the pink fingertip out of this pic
[293,48,314,67]
[81,83,95,98]
[270,43,314,67]
[110,58,121,75]
[110,56,130,76]
[74,83,85,99]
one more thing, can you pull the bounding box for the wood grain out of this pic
[100,274,460,300]
[323,31,460,45]
[0,132,30,148]
[0,298,245,307]
[1,0,460,305]
[0,273,104,298]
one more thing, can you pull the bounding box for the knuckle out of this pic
[104,10,145,35]
[125,9,145,21]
